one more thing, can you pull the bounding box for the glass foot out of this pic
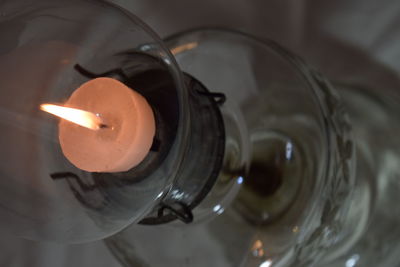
[106,29,356,267]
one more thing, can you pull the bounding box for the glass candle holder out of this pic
[2,0,400,267]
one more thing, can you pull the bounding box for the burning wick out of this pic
[40,104,108,130]
[41,77,156,173]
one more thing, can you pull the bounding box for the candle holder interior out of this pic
[0,0,193,242]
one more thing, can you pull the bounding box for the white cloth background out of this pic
[1,0,400,266]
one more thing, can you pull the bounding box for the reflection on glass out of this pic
[260,260,272,267]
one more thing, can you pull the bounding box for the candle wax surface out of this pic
[59,77,155,172]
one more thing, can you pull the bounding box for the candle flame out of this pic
[40,104,104,130]
[170,42,198,55]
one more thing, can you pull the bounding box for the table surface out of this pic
[2,0,400,266]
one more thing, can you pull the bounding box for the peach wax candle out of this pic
[41,77,155,172]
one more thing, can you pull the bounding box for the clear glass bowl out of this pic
[106,28,356,267]
[0,0,189,243]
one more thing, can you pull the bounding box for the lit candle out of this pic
[41,77,156,173]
